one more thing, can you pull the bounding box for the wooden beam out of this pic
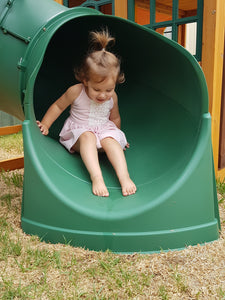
[218,40,225,169]
[136,1,172,15]
[213,0,225,176]
[135,0,196,18]
[202,0,216,113]
[0,125,22,136]
[54,0,63,4]
[183,9,197,17]
[155,3,172,16]
[0,156,24,171]
[202,0,225,177]
[114,0,127,19]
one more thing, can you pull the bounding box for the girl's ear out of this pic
[83,79,88,87]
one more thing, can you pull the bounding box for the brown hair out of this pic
[75,29,125,84]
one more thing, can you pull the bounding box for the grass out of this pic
[0,172,225,299]
[1,134,225,299]
[158,285,169,300]
[217,179,225,204]
[0,131,23,160]
[1,169,23,188]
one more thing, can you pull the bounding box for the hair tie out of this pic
[102,48,106,52]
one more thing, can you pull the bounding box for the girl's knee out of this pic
[79,131,96,141]
[79,131,97,143]
[72,131,96,152]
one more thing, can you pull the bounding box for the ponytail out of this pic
[89,29,115,52]
[75,28,125,84]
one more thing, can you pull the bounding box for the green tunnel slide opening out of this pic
[32,15,205,209]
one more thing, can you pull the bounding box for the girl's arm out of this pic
[37,84,82,135]
[109,92,121,129]
[110,92,130,149]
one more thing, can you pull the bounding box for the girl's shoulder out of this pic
[112,91,118,105]
[66,83,83,101]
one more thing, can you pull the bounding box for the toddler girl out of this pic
[37,29,136,197]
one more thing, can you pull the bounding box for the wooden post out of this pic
[114,0,127,19]
[219,52,225,169]
[54,0,63,5]
[201,0,225,178]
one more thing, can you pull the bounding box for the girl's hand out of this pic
[36,121,49,135]
[124,142,130,150]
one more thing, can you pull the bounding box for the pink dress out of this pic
[59,85,127,152]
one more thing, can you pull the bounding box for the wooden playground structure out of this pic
[1,0,225,181]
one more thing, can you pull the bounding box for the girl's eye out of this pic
[106,89,113,93]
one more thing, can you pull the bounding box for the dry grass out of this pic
[1,133,225,299]
[0,169,225,299]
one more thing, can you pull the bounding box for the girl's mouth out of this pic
[96,98,106,102]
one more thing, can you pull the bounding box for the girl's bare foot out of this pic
[119,175,137,196]
[92,176,109,197]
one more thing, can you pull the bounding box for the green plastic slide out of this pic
[0,0,220,253]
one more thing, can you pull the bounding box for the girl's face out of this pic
[84,75,116,104]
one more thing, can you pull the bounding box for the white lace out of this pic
[88,100,110,127]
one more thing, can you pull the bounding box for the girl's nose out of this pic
[99,92,106,99]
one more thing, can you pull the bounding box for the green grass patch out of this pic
[217,179,225,203]
[0,131,23,157]
[0,169,23,188]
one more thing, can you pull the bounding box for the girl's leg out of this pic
[72,132,109,197]
[100,137,137,196]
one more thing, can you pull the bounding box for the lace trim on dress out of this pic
[88,100,111,127]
